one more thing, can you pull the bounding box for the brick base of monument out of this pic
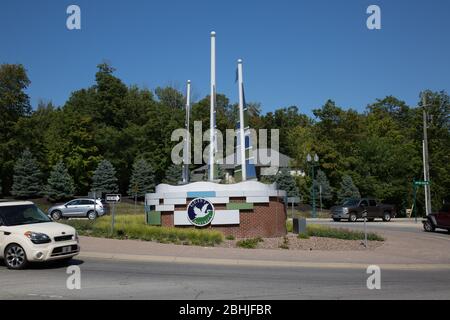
[160,197,287,238]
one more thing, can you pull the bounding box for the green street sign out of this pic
[414,180,430,186]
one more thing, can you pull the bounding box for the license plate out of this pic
[61,246,72,254]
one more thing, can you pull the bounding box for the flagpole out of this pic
[237,59,246,181]
[183,80,191,184]
[209,31,216,181]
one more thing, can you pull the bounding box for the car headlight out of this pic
[343,208,349,214]
[74,231,79,241]
[24,231,51,244]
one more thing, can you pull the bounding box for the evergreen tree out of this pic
[45,161,75,201]
[91,159,118,194]
[314,170,333,207]
[164,164,182,185]
[128,158,155,197]
[337,175,360,202]
[275,168,299,197]
[11,149,42,198]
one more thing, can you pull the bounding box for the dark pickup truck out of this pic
[330,198,396,222]
[423,203,450,233]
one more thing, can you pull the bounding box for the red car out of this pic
[423,203,450,233]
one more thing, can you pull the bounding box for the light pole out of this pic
[307,153,319,218]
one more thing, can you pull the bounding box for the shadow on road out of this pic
[0,258,85,270]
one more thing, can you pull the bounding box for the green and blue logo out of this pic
[187,198,215,227]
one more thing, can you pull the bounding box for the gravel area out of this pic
[218,233,384,251]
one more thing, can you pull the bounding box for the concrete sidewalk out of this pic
[78,224,450,270]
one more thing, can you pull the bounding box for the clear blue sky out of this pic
[1,0,449,116]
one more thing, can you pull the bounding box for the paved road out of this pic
[0,257,449,299]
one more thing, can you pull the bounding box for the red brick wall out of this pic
[161,197,287,238]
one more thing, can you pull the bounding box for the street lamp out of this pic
[307,153,319,218]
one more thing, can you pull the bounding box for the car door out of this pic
[0,215,6,256]
[359,199,369,217]
[64,200,82,217]
[78,199,94,216]
[367,199,379,218]
[436,204,450,228]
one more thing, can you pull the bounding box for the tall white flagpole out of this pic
[237,59,246,181]
[209,31,216,181]
[183,80,191,184]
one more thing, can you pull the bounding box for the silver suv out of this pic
[47,199,105,220]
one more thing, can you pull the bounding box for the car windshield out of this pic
[341,199,359,206]
[0,204,51,226]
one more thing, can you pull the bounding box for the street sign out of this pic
[414,180,430,186]
[106,194,121,203]
[287,197,301,204]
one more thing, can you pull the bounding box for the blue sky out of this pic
[1,0,449,116]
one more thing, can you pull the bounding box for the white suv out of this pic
[0,201,80,269]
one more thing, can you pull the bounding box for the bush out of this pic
[304,224,384,241]
[298,233,310,239]
[225,235,235,240]
[236,237,263,249]
[64,215,223,246]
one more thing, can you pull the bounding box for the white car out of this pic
[0,201,80,269]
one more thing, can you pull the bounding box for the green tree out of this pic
[275,168,299,197]
[128,158,155,198]
[0,64,32,195]
[45,161,75,201]
[91,159,119,194]
[11,149,42,198]
[314,170,333,207]
[337,175,360,203]
[164,164,182,185]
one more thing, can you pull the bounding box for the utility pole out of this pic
[422,93,432,216]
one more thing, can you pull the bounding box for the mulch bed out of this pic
[218,233,384,251]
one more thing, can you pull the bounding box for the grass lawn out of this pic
[286,220,384,241]
[63,214,224,247]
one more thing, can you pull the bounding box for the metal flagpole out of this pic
[422,93,432,216]
[209,31,216,181]
[183,80,191,183]
[237,59,246,181]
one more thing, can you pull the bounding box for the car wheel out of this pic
[5,244,28,270]
[51,210,62,221]
[87,210,97,220]
[349,213,357,222]
[333,218,341,222]
[382,212,391,222]
[423,220,435,232]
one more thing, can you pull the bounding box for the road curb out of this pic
[78,251,450,270]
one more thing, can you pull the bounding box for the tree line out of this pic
[0,63,448,213]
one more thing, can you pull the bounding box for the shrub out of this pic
[236,237,263,249]
[298,232,310,239]
[225,235,235,240]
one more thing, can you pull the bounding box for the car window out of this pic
[67,200,80,206]
[80,200,94,205]
[360,200,369,207]
[369,200,377,206]
[441,203,450,213]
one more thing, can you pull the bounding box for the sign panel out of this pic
[106,194,121,203]
[414,180,430,186]
[187,198,215,227]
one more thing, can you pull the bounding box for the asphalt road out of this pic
[0,257,449,300]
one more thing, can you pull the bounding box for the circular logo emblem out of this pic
[187,198,215,227]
